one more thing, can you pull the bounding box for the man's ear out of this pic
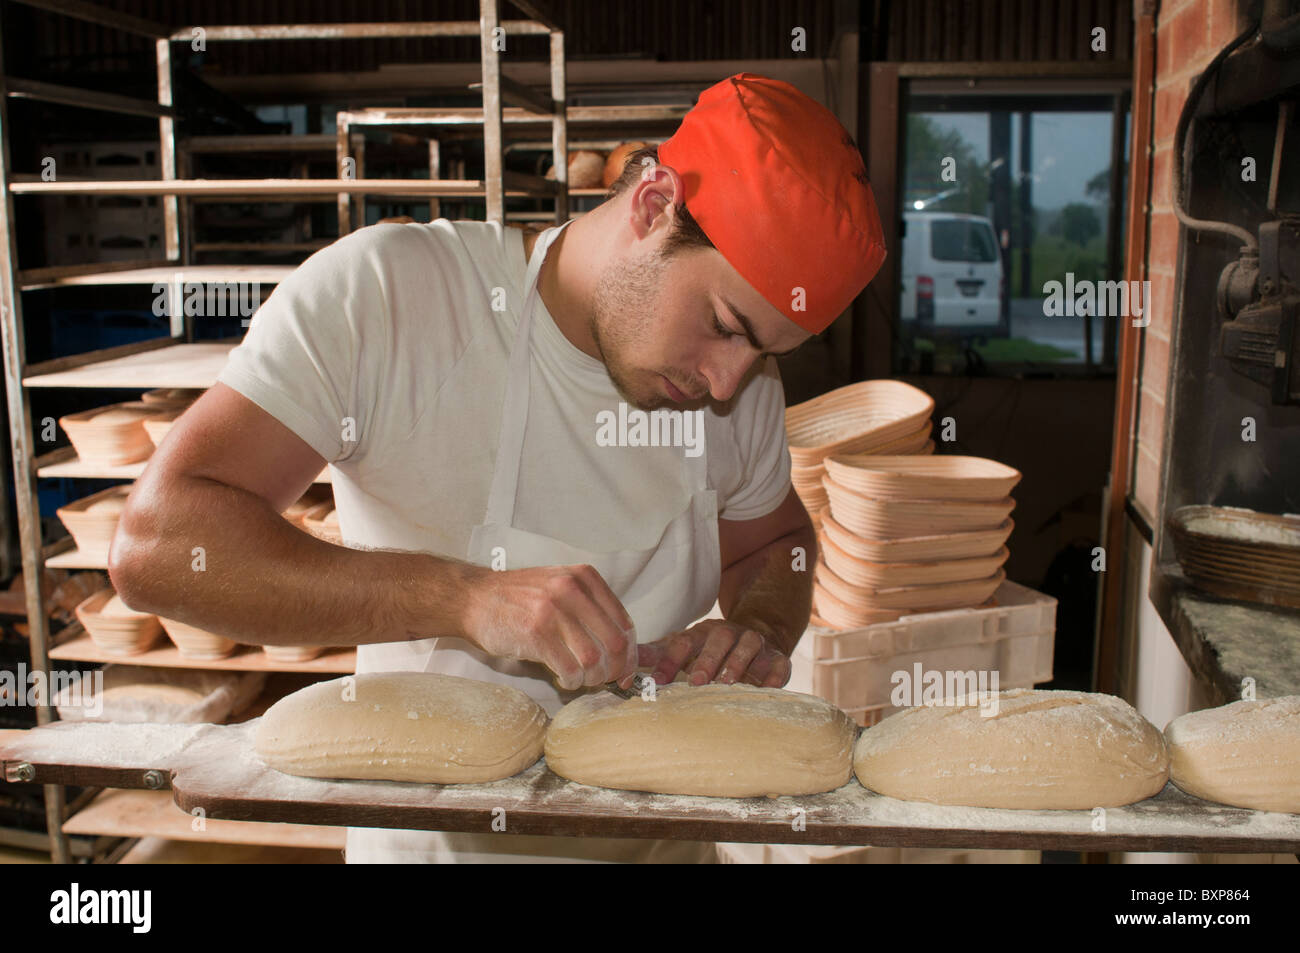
[626,164,685,241]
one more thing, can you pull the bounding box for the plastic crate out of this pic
[788,580,1057,720]
[803,579,1056,661]
[716,842,1041,864]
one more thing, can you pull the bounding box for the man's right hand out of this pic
[457,564,637,691]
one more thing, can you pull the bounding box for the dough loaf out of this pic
[853,688,1169,809]
[1164,695,1300,814]
[254,672,548,783]
[544,683,857,797]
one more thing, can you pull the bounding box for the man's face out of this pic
[588,237,810,410]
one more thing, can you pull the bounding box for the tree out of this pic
[1057,202,1101,245]
[1085,167,1110,201]
[904,115,989,214]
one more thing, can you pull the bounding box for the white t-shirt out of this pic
[217,219,792,664]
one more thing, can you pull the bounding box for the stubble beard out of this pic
[589,247,676,411]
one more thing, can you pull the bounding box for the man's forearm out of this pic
[110,476,476,649]
[717,524,818,655]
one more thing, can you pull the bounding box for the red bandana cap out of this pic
[658,73,887,334]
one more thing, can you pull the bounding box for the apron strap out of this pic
[482,222,570,527]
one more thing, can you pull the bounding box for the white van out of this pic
[898,212,1005,336]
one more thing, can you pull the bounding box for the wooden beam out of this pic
[8,0,169,39]
[17,258,172,285]
[180,134,338,154]
[9,178,556,197]
[170,20,548,42]
[469,75,554,115]
[505,0,564,33]
[5,78,172,118]
[480,0,506,223]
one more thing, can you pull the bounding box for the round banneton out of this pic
[545,683,857,797]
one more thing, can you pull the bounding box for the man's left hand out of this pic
[637,619,792,688]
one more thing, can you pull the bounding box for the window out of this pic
[895,84,1130,375]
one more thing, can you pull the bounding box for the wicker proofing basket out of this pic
[821,513,1014,563]
[263,644,325,662]
[814,559,1005,612]
[785,380,935,468]
[75,588,163,656]
[822,473,1014,539]
[56,484,133,563]
[820,530,1009,588]
[142,406,186,449]
[301,502,342,544]
[157,615,239,660]
[141,387,203,405]
[823,454,1021,501]
[59,401,167,466]
[812,579,903,628]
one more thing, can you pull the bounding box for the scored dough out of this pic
[254,672,548,783]
[1165,695,1300,814]
[544,683,857,797]
[853,688,1169,809]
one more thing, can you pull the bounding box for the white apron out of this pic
[346,221,720,863]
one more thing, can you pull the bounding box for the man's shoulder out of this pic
[333,217,515,265]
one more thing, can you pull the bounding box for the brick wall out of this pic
[1131,0,1247,520]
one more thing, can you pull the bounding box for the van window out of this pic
[930,220,998,262]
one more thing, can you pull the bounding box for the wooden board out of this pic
[24,342,237,388]
[22,265,294,292]
[120,836,343,864]
[49,632,356,674]
[4,721,1299,853]
[64,788,344,849]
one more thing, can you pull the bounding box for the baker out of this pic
[108,73,886,863]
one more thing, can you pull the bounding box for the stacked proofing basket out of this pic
[722,384,1047,864]
[784,383,1055,732]
[787,380,936,537]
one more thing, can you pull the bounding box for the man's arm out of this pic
[716,485,816,655]
[639,486,816,687]
[109,384,636,691]
[108,383,473,649]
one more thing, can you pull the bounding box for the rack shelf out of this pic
[63,788,346,850]
[11,177,554,198]
[21,263,293,291]
[1,0,568,865]
[35,449,332,484]
[49,632,357,674]
[24,341,235,388]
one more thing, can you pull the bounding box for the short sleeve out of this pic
[216,227,391,465]
[718,357,793,521]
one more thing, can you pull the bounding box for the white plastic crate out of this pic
[788,580,1057,719]
[804,579,1056,661]
[716,841,1041,864]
